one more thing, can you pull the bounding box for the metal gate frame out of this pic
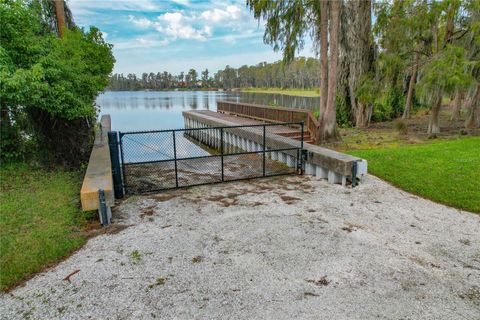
[109,122,305,196]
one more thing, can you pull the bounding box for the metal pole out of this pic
[98,189,109,226]
[352,161,358,188]
[262,125,266,177]
[119,133,128,195]
[172,131,179,188]
[299,122,304,174]
[108,131,124,199]
[220,128,224,181]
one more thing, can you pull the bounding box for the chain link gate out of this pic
[109,122,305,195]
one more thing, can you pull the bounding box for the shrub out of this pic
[394,120,408,135]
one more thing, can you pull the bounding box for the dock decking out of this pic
[183,110,367,186]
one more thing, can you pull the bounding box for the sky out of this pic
[69,0,315,76]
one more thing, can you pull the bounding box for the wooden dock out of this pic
[183,109,368,186]
[191,110,314,143]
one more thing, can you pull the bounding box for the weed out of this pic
[130,250,142,264]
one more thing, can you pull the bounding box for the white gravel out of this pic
[1,175,479,319]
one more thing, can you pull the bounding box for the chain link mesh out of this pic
[119,122,303,194]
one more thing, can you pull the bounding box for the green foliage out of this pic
[246,0,315,64]
[0,163,91,290]
[356,73,378,107]
[0,0,114,166]
[386,87,405,119]
[335,95,352,127]
[109,57,321,91]
[418,45,474,103]
[371,101,392,122]
[350,137,480,213]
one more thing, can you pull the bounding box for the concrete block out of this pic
[272,151,279,161]
[315,166,328,180]
[328,170,342,184]
[287,155,296,168]
[305,163,316,175]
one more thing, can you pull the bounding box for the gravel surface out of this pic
[1,175,479,319]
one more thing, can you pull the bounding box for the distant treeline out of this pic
[107,57,320,91]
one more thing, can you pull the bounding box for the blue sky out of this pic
[69,0,315,76]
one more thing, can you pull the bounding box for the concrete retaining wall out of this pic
[80,115,114,216]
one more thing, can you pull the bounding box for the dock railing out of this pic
[217,100,320,144]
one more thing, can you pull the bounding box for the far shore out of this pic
[104,87,321,97]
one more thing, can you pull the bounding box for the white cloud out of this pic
[69,0,159,12]
[200,5,243,23]
[171,0,190,5]
[128,16,153,28]
[114,36,170,50]
[129,12,210,41]
[127,4,248,43]
[156,12,207,40]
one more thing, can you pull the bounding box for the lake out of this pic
[97,91,319,131]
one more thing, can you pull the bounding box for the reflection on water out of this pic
[97,90,319,132]
[97,90,319,160]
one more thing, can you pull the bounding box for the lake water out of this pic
[97,91,319,132]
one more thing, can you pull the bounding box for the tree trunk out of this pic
[319,0,329,119]
[355,103,372,128]
[54,0,66,38]
[403,48,419,119]
[465,84,480,129]
[428,93,442,138]
[450,89,462,122]
[336,0,374,127]
[320,0,340,141]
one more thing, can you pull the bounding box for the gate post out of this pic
[108,131,124,199]
[220,128,224,182]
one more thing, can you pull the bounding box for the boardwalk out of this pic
[191,110,314,143]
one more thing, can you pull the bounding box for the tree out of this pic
[53,0,66,38]
[187,69,198,86]
[337,0,375,128]
[247,0,341,141]
[320,0,340,140]
[0,0,114,166]
[319,0,328,119]
[201,68,209,86]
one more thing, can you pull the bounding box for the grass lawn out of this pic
[349,137,480,213]
[0,164,93,291]
[241,87,320,97]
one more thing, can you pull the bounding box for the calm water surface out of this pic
[97,91,319,162]
[97,91,319,131]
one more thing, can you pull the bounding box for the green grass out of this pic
[349,137,480,213]
[0,164,92,291]
[241,87,320,97]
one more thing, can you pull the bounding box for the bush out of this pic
[386,87,405,119]
[394,120,408,135]
[0,1,114,168]
[336,95,353,127]
[371,101,392,122]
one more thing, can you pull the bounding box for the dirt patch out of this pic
[152,192,184,202]
[280,195,301,204]
[192,256,203,263]
[306,276,330,287]
[459,287,480,306]
[140,210,155,218]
